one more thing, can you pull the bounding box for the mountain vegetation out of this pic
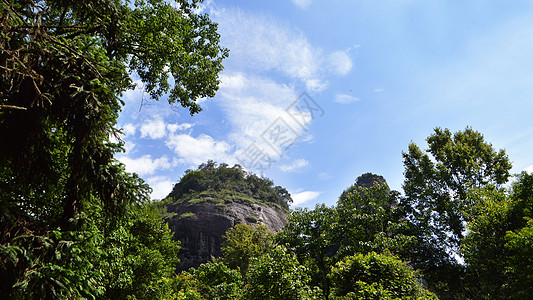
[160,161,292,212]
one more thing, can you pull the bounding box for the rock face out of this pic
[165,200,288,271]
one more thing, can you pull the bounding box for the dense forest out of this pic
[1,0,532,299]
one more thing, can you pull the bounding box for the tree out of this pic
[334,183,415,262]
[1,0,227,297]
[244,245,321,300]
[278,176,414,299]
[1,0,227,228]
[165,161,292,211]
[402,127,511,250]
[329,252,437,300]
[220,224,275,277]
[339,173,389,202]
[462,172,533,299]
[183,262,243,300]
[276,203,337,298]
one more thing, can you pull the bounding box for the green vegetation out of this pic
[180,212,196,219]
[220,224,275,276]
[0,0,531,297]
[166,127,532,300]
[163,161,292,211]
[0,0,226,298]
[245,215,261,223]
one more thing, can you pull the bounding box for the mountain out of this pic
[155,161,290,271]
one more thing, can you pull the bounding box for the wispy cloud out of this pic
[291,190,321,206]
[280,158,310,172]
[139,119,194,139]
[335,94,359,104]
[121,123,137,136]
[291,0,312,9]
[327,50,353,76]
[218,73,309,157]
[215,8,352,92]
[524,164,533,174]
[121,79,145,103]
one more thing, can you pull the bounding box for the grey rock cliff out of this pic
[165,200,288,271]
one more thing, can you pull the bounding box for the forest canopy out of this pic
[164,161,292,211]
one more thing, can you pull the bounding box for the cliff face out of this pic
[165,200,288,271]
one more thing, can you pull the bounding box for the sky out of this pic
[116,0,533,208]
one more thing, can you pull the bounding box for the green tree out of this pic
[329,252,437,300]
[402,127,511,249]
[401,127,512,297]
[1,0,227,297]
[244,245,321,300]
[276,203,337,298]
[182,262,243,300]
[339,173,389,202]
[462,172,533,299]
[165,161,292,211]
[221,224,275,277]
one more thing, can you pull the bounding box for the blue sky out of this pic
[116,0,533,208]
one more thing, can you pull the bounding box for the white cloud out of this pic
[218,73,307,152]
[291,0,311,9]
[291,191,321,206]
[140,119,167,139]
[280,159,310,172]
[118,155,175,176]
[335,94,360,104]
[122,123,137,136]
[166,133,234,166]
[146,176,175,200]
[167,123,193,134]
[123,140,136,154]
[317,172,332,180]
[328,51,353,76]
[524,164,533,174]
[121,79,145,103]
[215,9,352,92]
[140,119,193,139]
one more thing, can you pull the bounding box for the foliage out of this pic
[0,202,180,299]
[221,224,275,277]
[402,127,511,250]
[334,184,414,259]
[462,172,533,299]
[164,161,292,211]
[177,262,243,300]
[244,245,322,300]
[401,127,512,297]
[278,179,414,298]
[276,203,337,297]
[329,252,437,300]
[180,212,196,219]
[1,0,226,298]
